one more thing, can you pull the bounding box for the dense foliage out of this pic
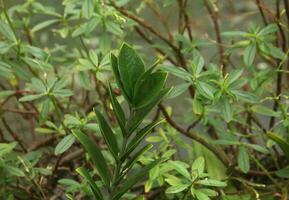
[0,0,289,199]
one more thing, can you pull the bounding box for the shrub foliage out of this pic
[0,0,289,200]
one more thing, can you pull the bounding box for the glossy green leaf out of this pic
[110,53,131,103]
[133,72,168,108]
[118,43,145,98]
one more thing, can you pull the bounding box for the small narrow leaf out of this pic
[108,84,126,136]
[55,134,75,155]
[243,43,256,66]
[166,184,190,194]
[19,94,45,102]
[238,146,250,173]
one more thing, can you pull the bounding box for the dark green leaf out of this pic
[73,130,111,186]
[118,43,145,99]
[133,72,168,108]
[94,110,119,159]
[108,84,126,136]
[76,167,104,200]
[122,119,164,159]
[112,159,160,200]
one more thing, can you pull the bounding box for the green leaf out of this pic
[166,184,190,194]
[275,166,289,178]
[160,64,192,81]
[108,84,126,135]
[5,166,25,177]
[266,44,286,60]
[193,97,203,115]
[31,19,59,33]
[77,58,95,71]
[196,81,214,100]
[227,69,243,86]
[221,98,233,123]
[19,94,45,102]
[78,71,92,90]
[191,157,205,175]
[55,134,75,155]
[243,143,269,154]
[192,52,205,76]
[0,21,17,42]
[82,0,94,19]
[168,160,191,180]
[110,53,131,102]
[0,41,12,54]
[0,90,14,100]
[94,110,119,159]
[112,159,160,200]
[194,190,210,200]
[167,83,191,99]
[122,119,164,159]
[118,43,145,99]
[0,142,17,156]
[243,43,256,66]
[133,72,168,108]
[89,50,98,66]
[196,179,227,187]
[122,144,153,175]
[73,130,111,186]
[267,132,289,158]
[221,31,247,37]
[127,88,170,133]
[238,146,250,173]
[258,24,278,36]
[251,105,280,117]
[76,167,104,200]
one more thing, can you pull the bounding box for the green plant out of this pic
[72,43,169,199]
[1,0,289,199]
